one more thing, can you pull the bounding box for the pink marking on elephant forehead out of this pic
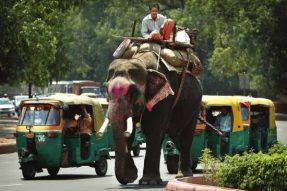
[108,80,129,97]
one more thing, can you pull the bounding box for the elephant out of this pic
[104,43,203,185]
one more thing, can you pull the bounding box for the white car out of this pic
[13,95,29,113]
[0,98,16,117]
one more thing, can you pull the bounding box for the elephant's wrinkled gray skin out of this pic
[106,48,203,185]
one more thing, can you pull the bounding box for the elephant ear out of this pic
[145,69,174,111]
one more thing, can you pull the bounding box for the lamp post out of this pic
[239,72,249,95]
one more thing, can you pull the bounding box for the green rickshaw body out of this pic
[16,94,110,179]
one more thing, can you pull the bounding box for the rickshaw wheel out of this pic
[132,145,140,157]
[22,162,36,180]
[166,155,179,174]
[47,167,60,176]
[95,157,107,176]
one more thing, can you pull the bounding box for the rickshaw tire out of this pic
[95,157,108,176]
[166,155,179,174]
[22,162,36,180]
[47,167,60,176]
[132,145,141,157]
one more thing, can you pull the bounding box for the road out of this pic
[0,149,175,191]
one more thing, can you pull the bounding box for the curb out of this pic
[166,176,245,191]
[0,143,16,154]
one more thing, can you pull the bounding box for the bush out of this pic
[200,144,287,191]
[268,142,287,155]
[199,148,221,185]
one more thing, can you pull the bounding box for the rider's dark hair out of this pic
[149,3,160,11]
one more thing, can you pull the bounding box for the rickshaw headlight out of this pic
[14,132,18,138]
[165,141,176,151]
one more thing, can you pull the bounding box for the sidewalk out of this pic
[275,113,287,121]
[0,138,16,154]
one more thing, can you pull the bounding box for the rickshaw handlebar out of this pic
[197,116,225,137]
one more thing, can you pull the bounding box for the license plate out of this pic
[25,132,35,138]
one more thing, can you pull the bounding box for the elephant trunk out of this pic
[107,78,138,184]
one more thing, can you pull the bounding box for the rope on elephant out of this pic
[172,53,190,109]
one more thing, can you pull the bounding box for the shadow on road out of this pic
[23,174,113,181]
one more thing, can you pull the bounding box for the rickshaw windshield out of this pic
[20,104,60,125]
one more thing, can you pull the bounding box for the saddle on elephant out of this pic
[115,40,203,77]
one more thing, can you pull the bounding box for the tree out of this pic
[0,0,84,96]
[169,0,287,98]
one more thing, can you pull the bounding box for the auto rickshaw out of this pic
[15,94,111,180]
[237,96,277,152]
[203,95,251,157]
[94,97,145,157]
[162,101,207,173]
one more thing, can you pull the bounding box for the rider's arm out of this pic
[141,18,150,39]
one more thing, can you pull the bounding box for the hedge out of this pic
[200,143,287,191]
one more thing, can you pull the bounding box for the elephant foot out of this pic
[176,168,193,178]
[115,155,138,185]
[139,176,163,185]
[117,175,137,185]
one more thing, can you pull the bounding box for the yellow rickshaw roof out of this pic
[202,95,240,106]
[21,93,102,108]
[234,96,274,107]
[92,97,108,106]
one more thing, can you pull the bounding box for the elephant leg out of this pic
[139,135,163,185]
[176,113,198,178]
[139,110,168,185]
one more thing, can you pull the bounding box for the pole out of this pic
[131,20,137,37]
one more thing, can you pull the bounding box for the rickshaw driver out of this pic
[215,107,231,135]
[79,105,93,157]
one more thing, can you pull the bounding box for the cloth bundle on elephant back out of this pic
[105,41,203,186]
[160,48,203,76]
[119,42,203,77]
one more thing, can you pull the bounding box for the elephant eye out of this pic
[128,68,146,82]
[107,69,114,80]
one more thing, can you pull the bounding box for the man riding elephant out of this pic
[141,3,175,41]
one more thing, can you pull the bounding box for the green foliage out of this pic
[201,143,287,190]
[169,0,287,97]
[0,0,85,87]
[268,142,287,155]
[199,148,221,184]
[216,151,287,191]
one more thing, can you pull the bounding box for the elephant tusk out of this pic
[124,117,133,137]
[97,118,109,137]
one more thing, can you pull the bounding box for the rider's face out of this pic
[150,7,159,20]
